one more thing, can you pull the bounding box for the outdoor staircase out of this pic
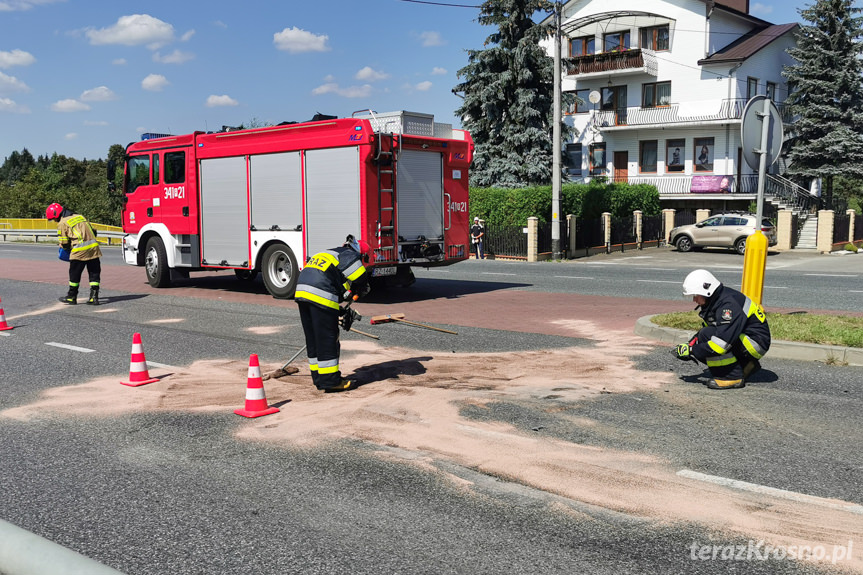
[795,216,818,249]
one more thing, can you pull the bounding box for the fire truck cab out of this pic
[114,111,473,298]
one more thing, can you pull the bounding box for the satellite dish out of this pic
[588,90,601,104]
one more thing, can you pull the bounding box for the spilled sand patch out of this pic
[2,330,860,570]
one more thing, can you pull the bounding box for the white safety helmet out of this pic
[682,269,721,298]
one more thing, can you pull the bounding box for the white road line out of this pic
[805,273,858,278]
[763,285,788,289]
[45,342,95,353]
[146,361,175,369]
[481,272,517,276]
[0,332,10,337]
[677,469,863,515]
[850,290,863,293]
[554,276,595,280]
[636,280,680,284]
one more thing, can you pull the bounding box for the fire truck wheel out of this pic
[145,236,172,288]
[261,243,298,299]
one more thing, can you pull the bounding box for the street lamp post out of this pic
[552,1,562,260]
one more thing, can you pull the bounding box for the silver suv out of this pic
[669,213,777,255]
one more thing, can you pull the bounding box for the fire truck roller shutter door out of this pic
[250,152,303,232]
[397,149,444,241]
[304,147,361,258]
[199,156,251,267]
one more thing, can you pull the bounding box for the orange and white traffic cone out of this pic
[234,354,280,418]
[0,297,13,331]
[120,332,160,387]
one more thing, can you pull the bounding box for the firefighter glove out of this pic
[675,343,692,361]
[339,308,357,332]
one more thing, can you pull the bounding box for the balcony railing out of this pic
[566,48,658,77]
[591,98,792,129]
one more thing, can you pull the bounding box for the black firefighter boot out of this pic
[86,286,100,306]
[59,285,78,305]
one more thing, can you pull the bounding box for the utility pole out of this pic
[552,1,562,260]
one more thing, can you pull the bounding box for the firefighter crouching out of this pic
[675,269,771,390]
[46,203,102,305]
[294,235,372,393]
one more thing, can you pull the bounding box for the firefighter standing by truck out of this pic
[675,269,771,389]
[46,203,102,305]
[294,235,371,392]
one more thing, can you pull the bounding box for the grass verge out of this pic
[651,311,863,348]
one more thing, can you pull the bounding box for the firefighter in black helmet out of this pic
[294,235,372,392]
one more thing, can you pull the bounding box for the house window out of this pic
[589,143,606,175]
[642,82,671,108]
[568,89,591,114]
[747,77,758,100]
[640,25,669,51]
[604,30,630,52]
[694,137,715,172]
[570,35,595,57]
[766,81,776,100]
[640,141,658,173]
[601,85,628,125]
[666,139,685,172]
[565,143,583,176]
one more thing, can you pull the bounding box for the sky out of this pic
[0,0,836,162]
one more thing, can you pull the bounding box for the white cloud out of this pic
[51,99,90,112]
[273,27,329,53]
[180,29,195,42]
[213,20,227,29]
[80,86,117,101]
[0,49,36,69]
[0,71,29,93]
[64,132,78,140]
[419,31,445,47]
[153,49,195,64]
[112,58,127,66]
[355,66,389,82]
[141,74,169,91]
[84,120,109,126]
[86,14,175,49]
[750,2,773,17]
[0,0,63,12]
[0,97,30,113]
[205,94,238,107]
[414,81,433,92]
[312,82,372,98]
[431,67,447,76]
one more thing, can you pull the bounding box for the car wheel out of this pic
[735,237,747,255]
[144,236,172,288]
[675,235,693,253]
[261,243,298,299]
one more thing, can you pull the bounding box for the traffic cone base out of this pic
[235,354,280,418]
[0,298,13,331]
[121,333,159,387]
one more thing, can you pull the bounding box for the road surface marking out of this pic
[45,342,95,353]
[147,361,176,369]
[805,273,858,278]
[677,469,863,515]
[763,285,788,289]
[481,272,517,276]
[554,276,595,280]
[637,280,679,284]
[0,332,10,337]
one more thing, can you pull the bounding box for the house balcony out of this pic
[589,98,792,130]
[566,48,658,79]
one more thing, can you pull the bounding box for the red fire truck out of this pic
[112,111,473,298]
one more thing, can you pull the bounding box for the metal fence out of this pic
[673,210,697,227]
[538,220,569,256]
[856,214,863,242]
[642,214,664,245]
[609,216,636,252]
[484,223,527,259]
[574,217,606,257]
[834,213,851,246]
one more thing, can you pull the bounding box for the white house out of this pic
[544,0,803,212]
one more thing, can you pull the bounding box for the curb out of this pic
[635,315,863,367]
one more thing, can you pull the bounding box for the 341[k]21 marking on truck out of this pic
[111,110,474,298]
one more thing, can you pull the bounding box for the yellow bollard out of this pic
[741,230,768,305]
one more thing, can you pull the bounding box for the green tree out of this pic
[783,0,863,206]
[455,0,571,188]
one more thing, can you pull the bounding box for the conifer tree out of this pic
[455,0,569,188]
[783,0,863,206]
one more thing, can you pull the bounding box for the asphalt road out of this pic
[0,243,861,574]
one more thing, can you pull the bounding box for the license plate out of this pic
[372,266,396,277]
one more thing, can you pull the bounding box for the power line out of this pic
[396,0,481,7]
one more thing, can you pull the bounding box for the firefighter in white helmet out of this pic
[675,269,771,389]
[293,235,371,392]
[46,202,103,305]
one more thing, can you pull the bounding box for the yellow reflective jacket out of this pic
[57,213,102,261]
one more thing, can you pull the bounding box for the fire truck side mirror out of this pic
[107,159,116,182]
